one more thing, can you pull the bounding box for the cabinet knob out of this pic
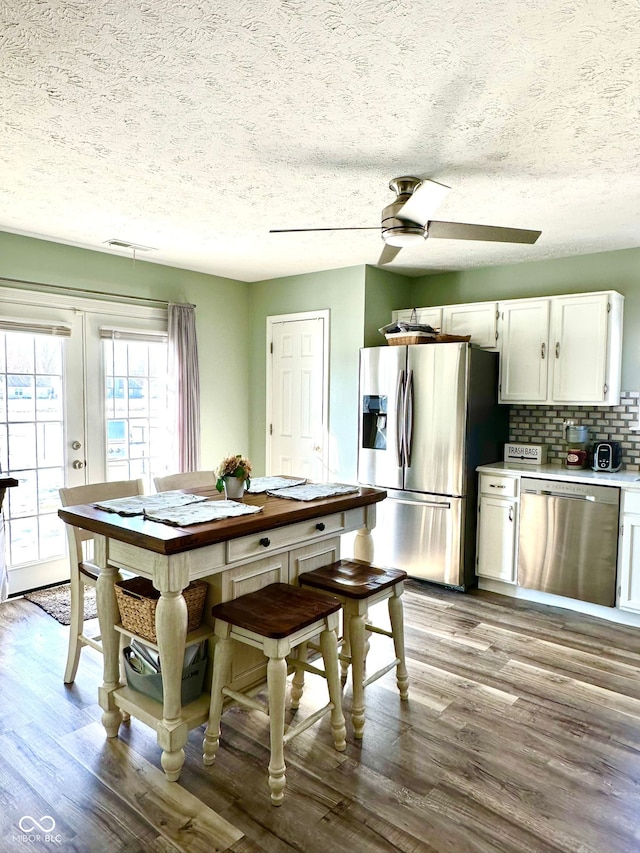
[259,537,271,547]
[315,522,326,531]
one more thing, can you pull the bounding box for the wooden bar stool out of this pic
[203,583,347,806]
[299,558,409,737]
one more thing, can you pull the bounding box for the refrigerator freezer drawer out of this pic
[371,492,464,587]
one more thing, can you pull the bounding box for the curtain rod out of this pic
[0,276,196,309]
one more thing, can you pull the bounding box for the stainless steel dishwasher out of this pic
[518,477,620,607]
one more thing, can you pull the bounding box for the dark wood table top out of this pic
[58,485,386,556]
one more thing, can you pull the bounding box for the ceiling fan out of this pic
[270,176,541,265]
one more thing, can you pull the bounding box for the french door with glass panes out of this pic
[0,288,170,595]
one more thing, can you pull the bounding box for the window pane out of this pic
[35,336,62,374]
[39,513,66,559]
[8,422,37,469]
[9,469,37,517]
[6,333,34,372]
[127,342,148,377]
[36,376,62,420]
[8,517,39,564]
[8,375,35,421]
[38,466,64,513]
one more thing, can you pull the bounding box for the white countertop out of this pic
[477,461,640,489]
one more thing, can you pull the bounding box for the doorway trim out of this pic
[266,310,330,478]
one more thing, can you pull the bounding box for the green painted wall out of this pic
[0,231,251,469]
[363,266,415,347]
[248,266,366,480]
[410,247,640,389]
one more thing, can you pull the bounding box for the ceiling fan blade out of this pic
[378,244,402,265]
[428,221,541,244]
[270,227,380,233]
[396,179,450,226]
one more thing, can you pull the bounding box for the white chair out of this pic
[59,478,144,684]
[153,470,214,492]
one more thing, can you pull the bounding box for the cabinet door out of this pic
[498,299,550,403]
[442,302,498,348]
[392,307,443,330]
[550,293,609,403]
[476,496,517,582]
[618,514,640,613]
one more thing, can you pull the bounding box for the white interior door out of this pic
[267,312,329,481]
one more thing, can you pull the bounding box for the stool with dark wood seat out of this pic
[203,583,347,806]
[298,558,409,737]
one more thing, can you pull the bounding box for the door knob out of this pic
[71,440,82,450]
[72,460,85,469]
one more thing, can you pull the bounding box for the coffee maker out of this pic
[563,420,590,469]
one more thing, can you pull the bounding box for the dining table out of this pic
[58,481,386,780]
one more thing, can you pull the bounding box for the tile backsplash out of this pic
[508,391,640,470]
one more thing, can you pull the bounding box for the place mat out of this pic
[247,476,307,493]
[266,483,360,501]
[94,491,208,516]
[143,500,264,526]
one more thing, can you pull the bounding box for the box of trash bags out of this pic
[122,639,207,705]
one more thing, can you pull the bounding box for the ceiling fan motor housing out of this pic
[382,177,426,246]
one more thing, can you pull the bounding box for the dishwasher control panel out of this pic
[520,477,620,505]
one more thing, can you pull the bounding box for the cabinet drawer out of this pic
[623,490,640,515]
[226,512,345,562]
[480,474,518,498]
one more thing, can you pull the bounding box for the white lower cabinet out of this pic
[617,491,640,613]
[476,474,519,583]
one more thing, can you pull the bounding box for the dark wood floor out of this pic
[2,580,640,853]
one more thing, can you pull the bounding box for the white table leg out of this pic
[95,536,123,738]
[155,589,189,781]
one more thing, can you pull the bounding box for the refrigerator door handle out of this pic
[396,369,405,466]
[394,498,451,510]
[404,369,414,466]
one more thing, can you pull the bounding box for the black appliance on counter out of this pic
[592,441,623,472]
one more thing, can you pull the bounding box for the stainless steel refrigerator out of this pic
[358,342,508,589]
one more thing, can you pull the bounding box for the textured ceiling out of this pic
[1,0,639,282]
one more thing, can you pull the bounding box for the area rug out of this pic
[23,583,97,626]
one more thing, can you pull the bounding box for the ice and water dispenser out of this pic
[362,395,388,450]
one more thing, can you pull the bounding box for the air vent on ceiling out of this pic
[104,238,157,252]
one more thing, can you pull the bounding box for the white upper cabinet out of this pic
[393,302,498,347]
[498,298,550,402]
[498,291,623,405]
[392,307,443,330]
[393,290,623,405]
[550,293,614,403]
[442,302,498,349]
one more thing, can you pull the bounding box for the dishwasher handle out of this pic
[522,488,607,504]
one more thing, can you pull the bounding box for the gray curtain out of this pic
[168,303,201,472]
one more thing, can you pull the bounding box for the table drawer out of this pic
[227,512,345,562]
[480,474,518,498]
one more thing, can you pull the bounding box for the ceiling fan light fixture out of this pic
[383,227,426,247]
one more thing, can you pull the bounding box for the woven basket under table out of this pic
[115,576,208,643]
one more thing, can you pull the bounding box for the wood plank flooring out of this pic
[2,581,640,852]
